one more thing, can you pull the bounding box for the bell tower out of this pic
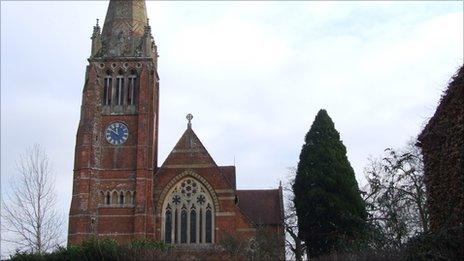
[68,0,159,244]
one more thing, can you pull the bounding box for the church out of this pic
[68,0,285,253]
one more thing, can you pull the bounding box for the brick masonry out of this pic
[68,0,284,254]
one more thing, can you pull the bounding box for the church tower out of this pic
[68,0,159,244]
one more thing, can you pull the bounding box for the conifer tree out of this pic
[293,109,366,258]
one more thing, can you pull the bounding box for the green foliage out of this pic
[403,226,464,261]
[9,237,169,261]
[10,251,46,261]
[293,109,367,258]
[130,238,168,251]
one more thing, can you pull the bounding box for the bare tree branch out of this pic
[363,140,428,249]
[1,144,65,254]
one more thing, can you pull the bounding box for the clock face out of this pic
[105,122,129,145]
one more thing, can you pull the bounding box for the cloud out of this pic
[1,1,462,257]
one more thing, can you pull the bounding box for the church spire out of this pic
[97,0,153,58]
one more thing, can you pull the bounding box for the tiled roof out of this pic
[236,189,283,226]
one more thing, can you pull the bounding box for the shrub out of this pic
[9,237,171,261]
[403,226,464,261]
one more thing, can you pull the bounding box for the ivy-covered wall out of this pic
[418,66,463,232]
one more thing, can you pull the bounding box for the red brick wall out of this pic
[69,59,159,245]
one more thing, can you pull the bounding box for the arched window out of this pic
[103,72,112,106]
[99,191,105,205]
[190,206,196,243]
[105,191,111,205]
[111,191,118,205]
[206,205,212,243]
[127,71,137,106]
[115,71,124,106]
[161,177,215,244]
[125,191,132,205]
[119,191,124,205]
[165,206,172,243]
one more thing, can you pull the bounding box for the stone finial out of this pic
[186,114,193,128]
[91,18,102,57]
[92,18,101,37]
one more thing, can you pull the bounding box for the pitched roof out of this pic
[161,127,217,168]
[236,189,284,226]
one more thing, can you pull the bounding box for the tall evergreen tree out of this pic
[293,109,367,258]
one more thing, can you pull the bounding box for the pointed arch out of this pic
[157,170,220,213]
[99,191,105,205]
[125,191,132,204]
[119,191,124,204]
[103,70,112,106]
[111,190,118,205]
[127,69,138,106]
[160,174,216,244]
[115,70,124,106]
[105,191,111,205]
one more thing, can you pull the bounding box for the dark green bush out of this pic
[403,226,464,261]
[130,238,168,251]
[9,237,169,261]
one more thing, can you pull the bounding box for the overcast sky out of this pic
[1,0,463,256]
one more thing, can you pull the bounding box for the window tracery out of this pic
[101,68,138,110]
[162,177,215,244]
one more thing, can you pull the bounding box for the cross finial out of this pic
[96,19,99,27]
[186,113,193,128]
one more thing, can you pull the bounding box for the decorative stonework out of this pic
[157,170,220,214]
[160,176,216,244]
[97,0,154,58]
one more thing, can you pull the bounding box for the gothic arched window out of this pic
[127,71,137,106]
[111,191,118,205]
[119,191,124,204]
[105,191,111,205]
[161,177,215,244]
[103,72,112,106]
[99,191,105,205]
[125,191,131,204]
[115,71,124,106]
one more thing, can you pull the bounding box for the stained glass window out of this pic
[190,209,196,243]
[162,177,214,244]
[206,209,212,243]
[165,210,172,243]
